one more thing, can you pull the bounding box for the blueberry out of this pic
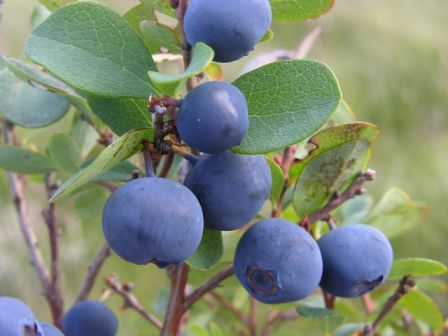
[40,322,65,336]
[177,81,249,154]
[318,224,393,297]
[62,301,117,336]
[184,151,271,231]
[0,297,43,336]
[184,0,272,62]
[234,219,323,304]
[102,177,204,266]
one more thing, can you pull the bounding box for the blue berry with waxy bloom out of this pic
[318,224,393,297]
[176,81,249,154]
[0,297,43,336]
[102,177,204,266]
[184,151,271,231]
[234,218,323,304]
[62,301,117,336]
[184,0,272,62]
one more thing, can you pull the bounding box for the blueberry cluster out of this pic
[0,297,116,336]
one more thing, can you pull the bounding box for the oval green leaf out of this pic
[232,60,342,154]
[0,58,70,128]
[26,2,158,99]
[49,133,82,174]
[292,122,379,218]
[148,42,214,97]
[50,128,154,202]
[389,258,447,280]
[187,229,223,270]
[270,0,334,21]
[0,146,57,174]
[296,304,346,333]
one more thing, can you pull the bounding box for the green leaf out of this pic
[209,323,224,336]
[0,146,57,174]
[38,0,77,11]
[139,0,176,16]
[232,60,341,154]
[339,195,374,225]
[389,258,447,280]
[365,188,429,238]
[50,128,153,202]
[296,304,346,333]
[323,100,356,129]
[204,63,223,81]
[148,42,214,97]
[26,2,158,99]
[31,5,51,29]
[270,0,334,21]
[335,323,365,336]
[88,97,151,136]
[266,156,284,203]
[260,28,274,43]
[0,57,70,128]
[292,123,379,218]
[141,21,182,55]
[187,229,223,270]
[4,57,90,113]
[71,184,107,219]
[398,289,444,330]
[49,133,82,174]
[93,160,142,182]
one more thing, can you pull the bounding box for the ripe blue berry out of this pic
[102,177,204,266]
[0,297,43,336]
[177,81,249,154]
[40,322,65,336]
[318,224,393,297]
[184,0,272,62]
[184,151,271,231]
[62,301,117,336]
[234,219,323,304]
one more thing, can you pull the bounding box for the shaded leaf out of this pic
[260,28,274,42]
[270,0,334,21]
[71,184,107,219]
[389,258,447,280]
[232,60,342,154]
[50,128,153,202]
[31,4,51,29]
[0,146,57,174]
[93,160,142,182]
[365,188,429,238]
[49,133,82,173]
[292,123,379,218]
[339,195,374,225]
[141,20,182,55]
[296,304,346,333]
[38,0,77,11]
[335,323,365,336]
[398,289,444,330]
[148,42,214,97]
[0,57,70,128]
[26,2,158,98]
[266,156,285,203]
[88,97,151,136]
[188,229,223,270]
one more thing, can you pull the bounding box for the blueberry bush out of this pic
[0,0,447,335]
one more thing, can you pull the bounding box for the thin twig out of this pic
[363,275,416,335]
[249,298,258,336]
[272,145,297,218]
[159,151,176,178]
[184,266,235,308]
[75,242,112,303]
[104,275,163,330]
[323,291,335,310]
[209,291,249,326]
[261,309,298,336]
[300,169,376,227]
[362,293,377,315]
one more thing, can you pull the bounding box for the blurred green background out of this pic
[0,0,447,335]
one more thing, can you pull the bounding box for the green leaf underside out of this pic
[49,133,82,174]
[93,160,142,182]
[50,128,154,202]
[398,290,444,330]
[365,187,429,238]
[232,60,342,154]
[141,21,182,55]
[26,2,158,99]
[38,0,77,12]
[266,156,285,203]
[270,0,334,21]
[187,229,223,270]
[4,57,90,113]
[148,42,214,97]
[88,97,151,136]
[296,304,346,333]
[291,123,379,218]
[389,258,447,280]
[0,58,70,128]
[0,146,57,174]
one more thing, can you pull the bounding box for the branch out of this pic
[184,266,235,308]
[362,293,377,315]
[75,242,112,303]
[42,174,64,325]
[261,309,298,336]
[104,275,163,331]
[300,169,376,227]
[363,275,416,335]
[209,291,249,325]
